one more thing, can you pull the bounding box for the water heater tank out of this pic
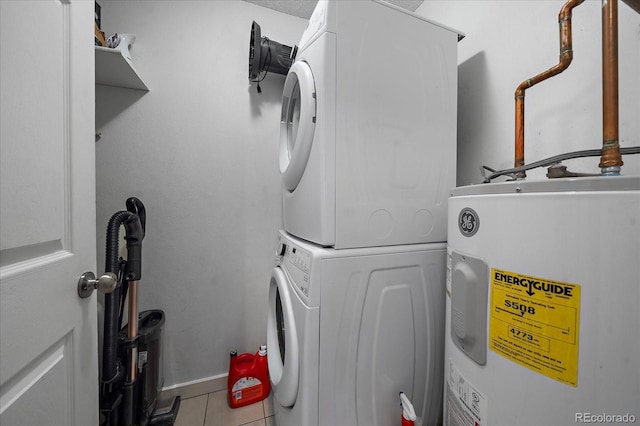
[444,176,639,426]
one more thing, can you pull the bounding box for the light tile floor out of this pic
[175,390,276,426]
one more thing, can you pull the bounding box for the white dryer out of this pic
[267,230,446,426]
[279,0,463,249]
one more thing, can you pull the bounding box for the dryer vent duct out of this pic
[249,21,297,90]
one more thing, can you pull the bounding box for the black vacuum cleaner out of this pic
[99,197,180,426]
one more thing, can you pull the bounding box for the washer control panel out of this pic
[289,246,311,274]
[277,238,312,298]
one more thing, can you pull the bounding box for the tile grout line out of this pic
[262,397,266,419]
[203,392,210,426]
[236,420,265,426]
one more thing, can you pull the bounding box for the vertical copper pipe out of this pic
[514,0,585,178]
[127,280,139,382]
[599,0,624,173]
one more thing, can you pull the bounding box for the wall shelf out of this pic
[95,46,148,91]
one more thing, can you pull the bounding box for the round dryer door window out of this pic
[280,60,316,192]
[267,267,299,407]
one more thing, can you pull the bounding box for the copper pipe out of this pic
[127,280,139,382]
[514,0,585,178]
[599,0,624,172]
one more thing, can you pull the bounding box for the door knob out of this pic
[77,272,117,298]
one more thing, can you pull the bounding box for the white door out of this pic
[0,1,98,425]
[279,61,316,192]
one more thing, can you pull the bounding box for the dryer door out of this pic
[267,267,299,407]
[279,60,316,191]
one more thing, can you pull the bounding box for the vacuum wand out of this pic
[124,196,145,384]
[127,280,140,382]
[101,206,144,410]
[123,198,145,426]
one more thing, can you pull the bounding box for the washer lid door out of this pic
[279,60,316,192]
[267,267,299,407]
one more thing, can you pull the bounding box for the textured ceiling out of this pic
[243,0,424,20]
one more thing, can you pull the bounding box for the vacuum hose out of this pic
[102,208,145,385]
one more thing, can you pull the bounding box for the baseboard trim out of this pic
[160,373,228,400]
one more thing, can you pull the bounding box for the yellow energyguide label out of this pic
[489,268,581,387]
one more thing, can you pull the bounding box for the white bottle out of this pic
[399,392,423,426]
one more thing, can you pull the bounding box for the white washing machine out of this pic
[267,230,446,426]
[279,0,463,249]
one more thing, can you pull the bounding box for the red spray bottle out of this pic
[228,345,270,408]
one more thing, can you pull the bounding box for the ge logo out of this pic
[458,208,479,237]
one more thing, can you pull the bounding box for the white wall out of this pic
[416,0,640,185]
[95,1,307,387]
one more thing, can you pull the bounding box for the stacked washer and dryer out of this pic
[266,1,462,425]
